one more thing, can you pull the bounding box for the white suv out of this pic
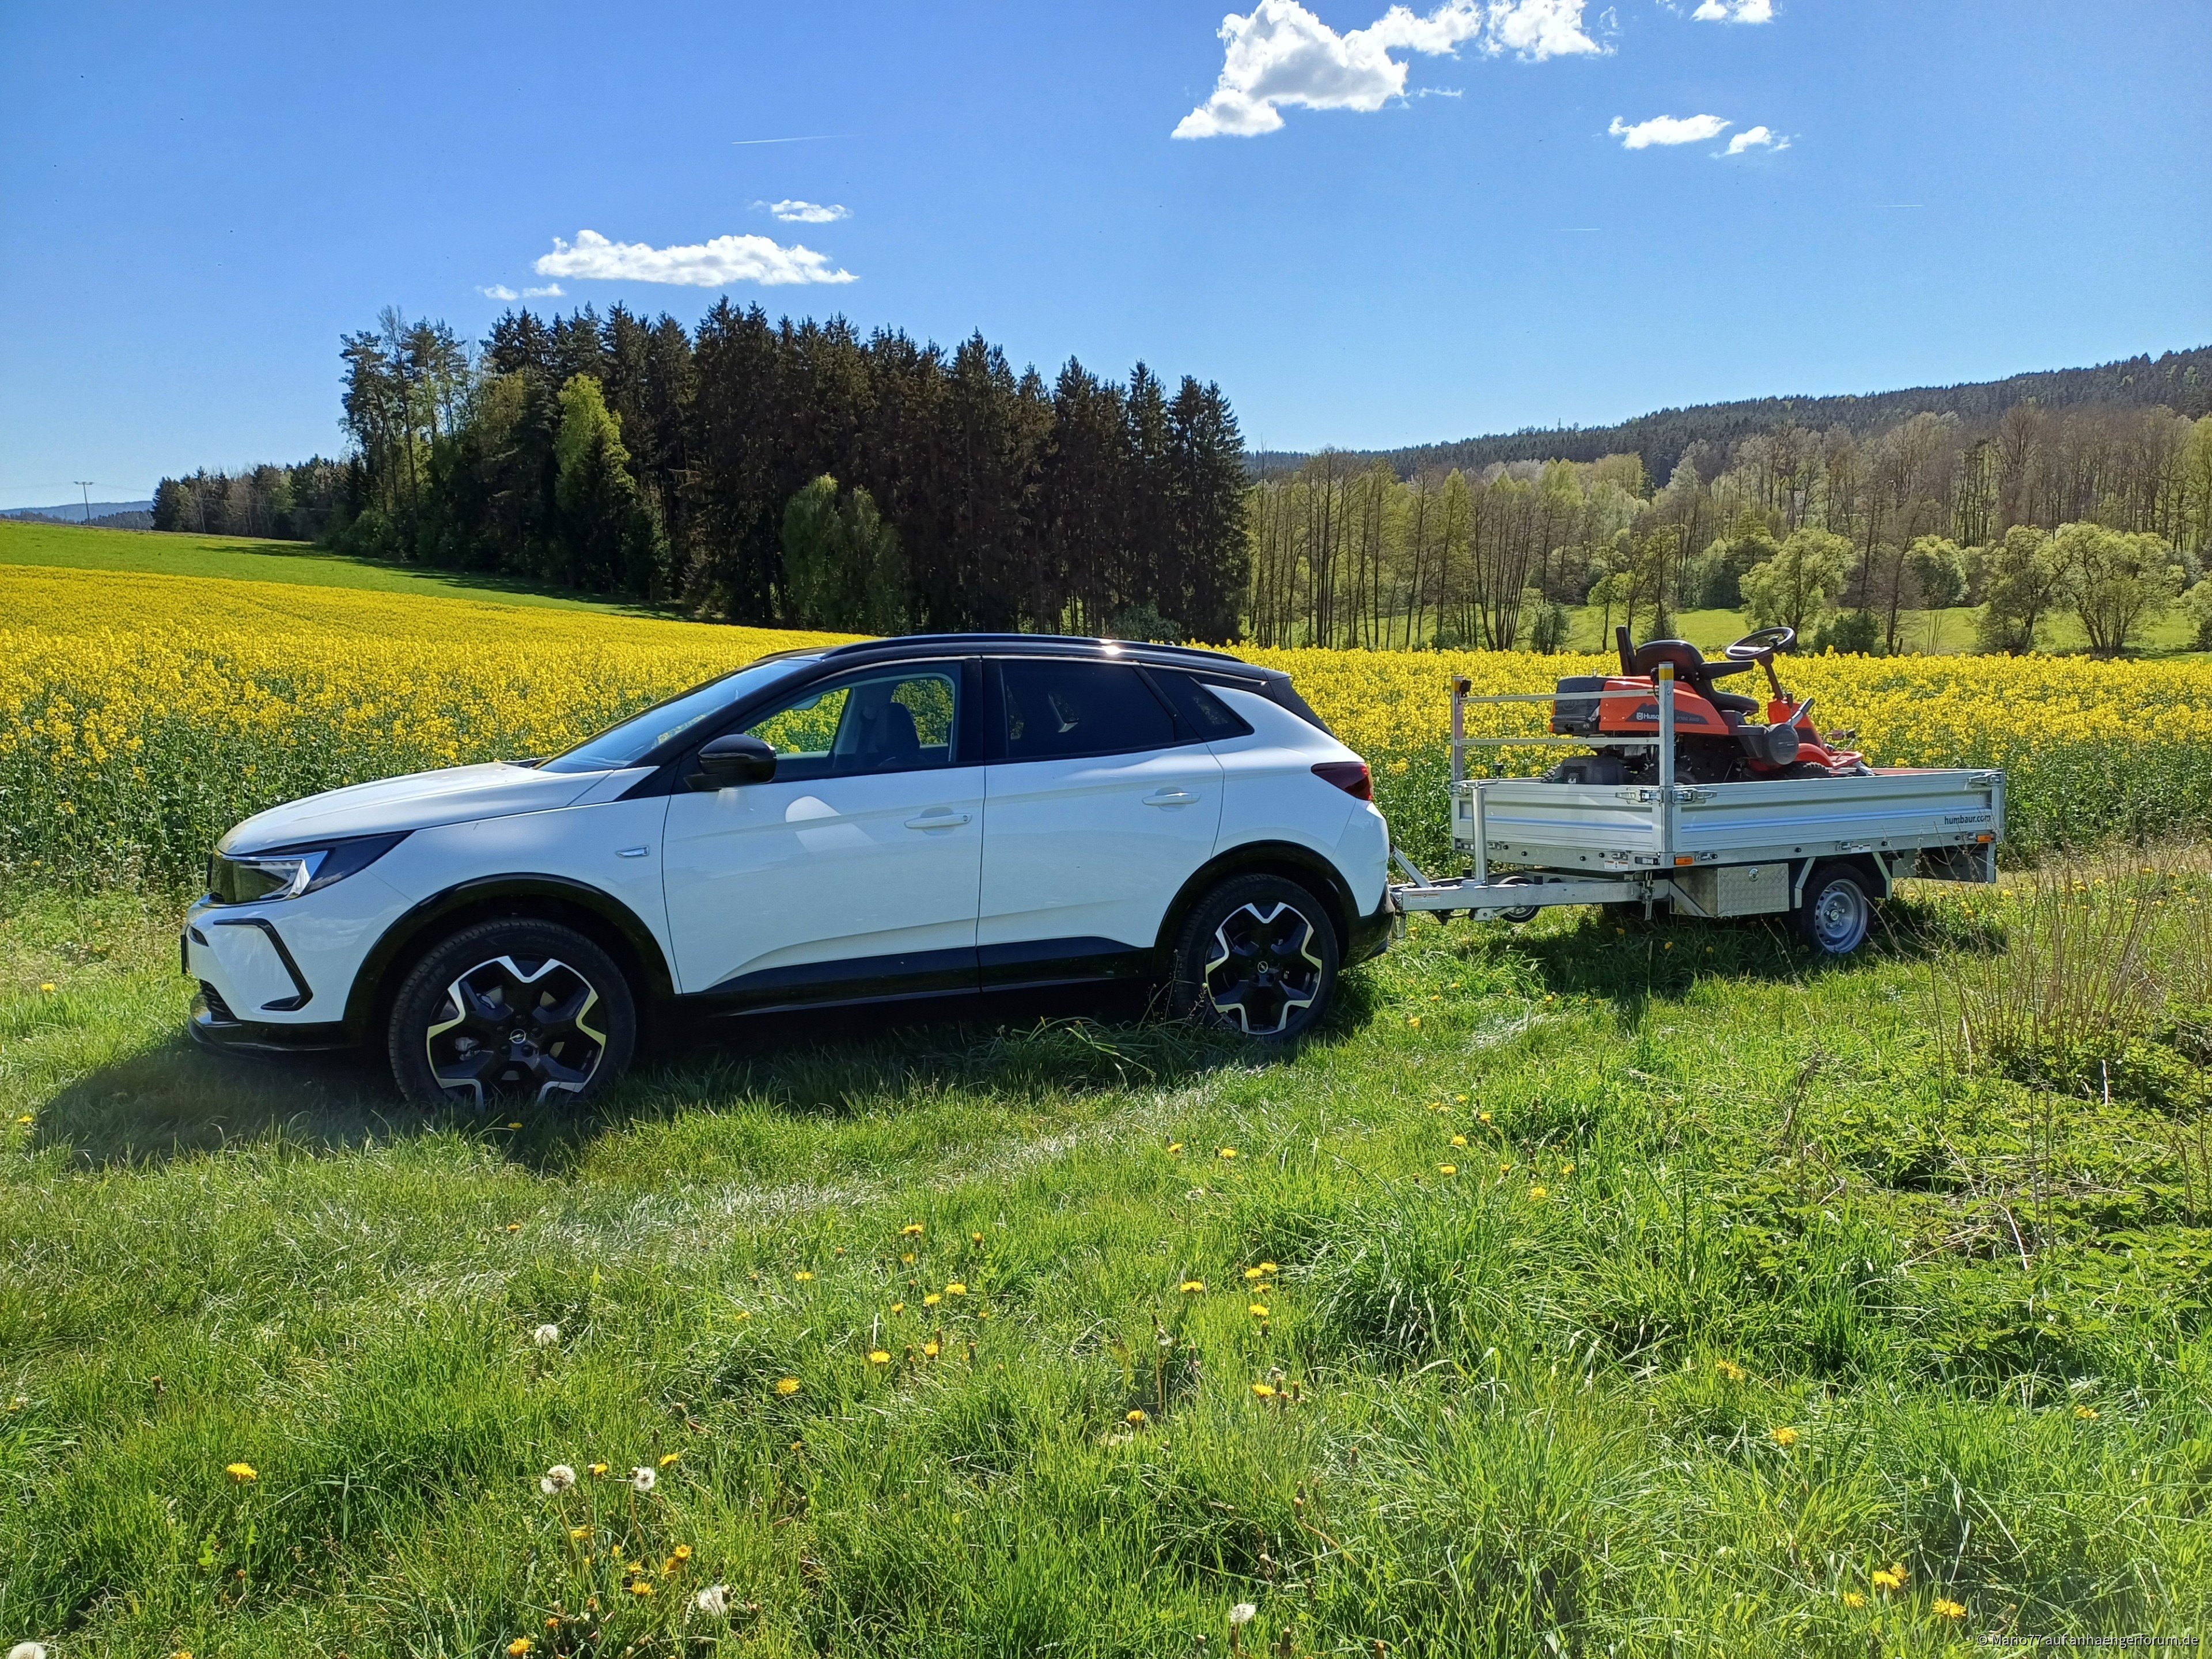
[184,636,1394,1103]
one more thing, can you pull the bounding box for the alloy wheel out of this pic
[1204,901,1324,1036]
[423,953,608,1104]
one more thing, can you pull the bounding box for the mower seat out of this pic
[1708,688,1760,715]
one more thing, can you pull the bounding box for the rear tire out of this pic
[1169,874,1340,1041]
[1793,862,1872,955]
[388,919,636,1105]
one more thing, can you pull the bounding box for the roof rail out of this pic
[815,632,1257,668]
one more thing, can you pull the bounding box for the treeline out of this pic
[1355,345,2212,484]
[160,306,1249,641]
[153,462,349,541]
[1249,402,2212,656]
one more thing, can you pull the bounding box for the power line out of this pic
[73,481,95,525]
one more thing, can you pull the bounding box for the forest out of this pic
[1247,400,2212,655]
[154,307,1247,641]
[153,317,2212,656]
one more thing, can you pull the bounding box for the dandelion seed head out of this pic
[531,1323,560,1346]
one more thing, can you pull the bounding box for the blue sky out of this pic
[2,0,2207,509]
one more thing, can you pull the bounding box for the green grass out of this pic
[0,519,661,615]
[2,880,2208,1655]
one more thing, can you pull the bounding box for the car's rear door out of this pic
[660,660,984,1008]
[976,657,1222,987]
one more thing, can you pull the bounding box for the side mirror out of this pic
[690,733,778,790]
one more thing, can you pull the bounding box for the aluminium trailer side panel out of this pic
[1453,767,2003,874]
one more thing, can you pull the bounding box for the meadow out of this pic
[1,539,2211,1654]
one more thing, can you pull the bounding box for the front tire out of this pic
[1169,874,1340,1040]
[388,919,636,1105]
[1794,862,1873,956]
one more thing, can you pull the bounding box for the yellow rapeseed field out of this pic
[3,565,2209,886]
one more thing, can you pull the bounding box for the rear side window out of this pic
[1151,671,1255,739]
[997,660,1177,762]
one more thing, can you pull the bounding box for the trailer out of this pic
[1387,667,2003,954]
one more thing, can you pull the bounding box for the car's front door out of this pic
[661,661,983,1009]
[976,657,1223,986]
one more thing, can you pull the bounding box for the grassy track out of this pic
[2,884,2207,1655]
[0,519,657,615]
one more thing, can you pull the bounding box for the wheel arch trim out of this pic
[1153,839,1359,962]
[343,874,673,1039]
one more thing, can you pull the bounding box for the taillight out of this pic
[1311,760,1373,801]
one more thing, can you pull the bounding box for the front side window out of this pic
[742,668,959,780]
[998,660,1177,762]
[541,656,819,773]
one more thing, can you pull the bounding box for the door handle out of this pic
[905,810,972,830]
[1143,789,1200,807]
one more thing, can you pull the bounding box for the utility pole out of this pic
[73,481,94,525]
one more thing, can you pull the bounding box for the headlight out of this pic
[205,831,408,905]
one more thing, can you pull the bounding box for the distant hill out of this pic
[1265,346,2212,484]
[1,500,154,527]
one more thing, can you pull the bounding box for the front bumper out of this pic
[187,986,354,1057]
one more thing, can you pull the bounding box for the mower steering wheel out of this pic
[1725,626,1795,661]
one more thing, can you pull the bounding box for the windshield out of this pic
[539,655,821,773]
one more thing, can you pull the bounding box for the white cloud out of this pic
[533,229,855,287]
[1692,0,1772,20]
[1723,124,1786,153]
[1608,111,1730,148]
[478,283,565,301]
[1173,0,1597,139]
[768,199,849,224]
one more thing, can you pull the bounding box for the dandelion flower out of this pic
[1560,1161,1574,1174]
[1450,1134,1467,1147]
[630,1466,656,1493]
[1770,1426,1798,1447]
[1933,1597,1964,1619]
[1871,1564,1904,1592]
[1437,1164,1457,1175]
[588,1461,609,1476]
[1478,1111,1492,1123]
[1217,1147,1237,1160]
[774,1378,800,1396]
[672,1544,692,1561]
[946,1282,966,1295]
[1249,1304,1270,1317]
[1167,1142,1185,1154]
[507,1640,533,1656]
[14,1116,30,1126]
[2074,1404,2099,1419]
[922,1340,940,1357]
[901,1251,916,1263]
[1230,1603,1257,1624]
[1180,1280,1205,1294]
[1714,1359,1746,1382]
[1842,1590,1865,1607]
[226,1462,257,1483]
[696,1584,731,1616]
[971,1232,984,1244]
[38,984,55,994]
[869,1350,891,1365]
[570,1525,590,1540]
[793,1270,813,1282]
[900,1223,925,1237]
[531,1323,560,1346]
[540,1464,578,1494]
[1251,1383,1276,1398]
[1408,1016,1420,1027]
[1528,1185,1548,1200]
[628,1580,653,1597]
[1126,1409,1147,1425]
[891,1301,906,1313]
[1257,1262,1276,1272]
[658,1452,680,1467]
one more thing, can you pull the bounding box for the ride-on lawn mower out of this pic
[1543,625,1870,787]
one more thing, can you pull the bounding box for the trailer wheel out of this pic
[1493,873,1541,925]
[1794,862,1872,955]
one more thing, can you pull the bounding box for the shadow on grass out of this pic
[1467,888,1976,1025]
[36,980,1334,1171]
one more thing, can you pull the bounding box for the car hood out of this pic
[218,763,607,854]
